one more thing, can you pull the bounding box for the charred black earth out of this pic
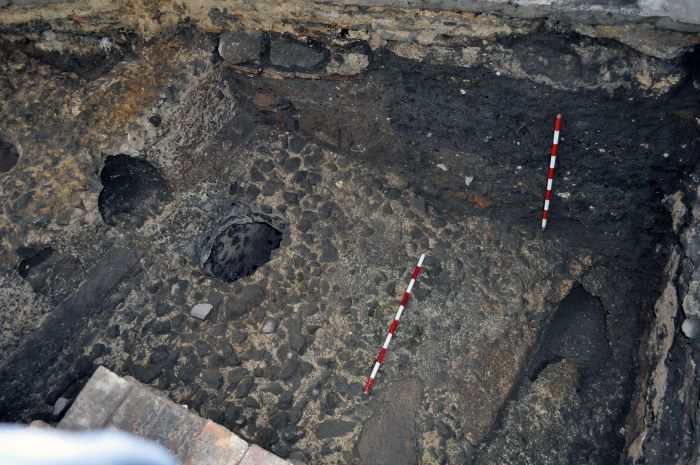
[0,21,698,465]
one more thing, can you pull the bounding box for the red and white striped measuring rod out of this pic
[363,254,425,395]
[541,114,562,230]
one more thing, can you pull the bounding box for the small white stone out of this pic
[437,163,448,171]
[30,420,51,428]
[663,153,670,158]
[99,37,116,52]
[52,397,70,417]
[459,89,466,94]
[598,148,606,153]
[170,283,180,295]
[464,176,474,186]
[557,192,571,199]
[190,303,213,320]
[682,318,699,339]
[261,319,279,334]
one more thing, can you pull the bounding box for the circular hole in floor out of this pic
[204,221,283,283]
[98,154,171,228]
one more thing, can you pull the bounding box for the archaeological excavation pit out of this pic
[0,2,699,465]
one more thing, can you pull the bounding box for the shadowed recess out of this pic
[98,154,171,228]
[203,221,283,283]
[0,137,19,173]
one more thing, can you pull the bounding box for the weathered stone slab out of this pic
[239,444,292,465]
[107,382,205,462]
[60,367,291,465]
[59,366,132,430]
[183,421,248,465]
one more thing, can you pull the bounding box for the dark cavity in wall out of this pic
[530,285,624,462]
[0,137,19,173]
[529,284,612,381]
[98,154,171,228]
[203,221,283,283]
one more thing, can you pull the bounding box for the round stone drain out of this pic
[98,154,171,228]
[0,137,19,173]
[203,221,283,283]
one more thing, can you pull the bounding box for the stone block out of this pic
[60,367,291,465]
[239,445,293,465]
[183,420,248,465]
[59,366,132,431]
[219,30,261,64]
[107,383,205,462]
[269,37,326,70]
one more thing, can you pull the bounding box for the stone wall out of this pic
[1,1,700,26]
[0,0,698,96]
[626,182,700,464]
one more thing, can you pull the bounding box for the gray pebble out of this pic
[289,137,306,153]
[261,318,279,334]
[283,157,302,173]
[227,367,248,387]
[218,30,262,64]
[682,317,700,340]
[234,375,255,398]
[52,397,70,417]
[283,192,299,205]
[203,369,224,389]
[191,303,213,320]
[261,181,277,196]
